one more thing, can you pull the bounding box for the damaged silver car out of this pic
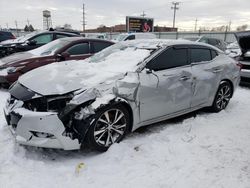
[4,39,241,151]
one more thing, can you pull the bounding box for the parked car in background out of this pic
[0,37,114,87]
[234,31,250,86]
[4,39,240,152]
[183,36,227,51]
[0,31,16,42]
[113,32,156,42]
[81,33,107,40]
[0,30,79,58]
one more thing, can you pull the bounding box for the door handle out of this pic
[179,76,191,81]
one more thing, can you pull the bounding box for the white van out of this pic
[113,33,156,42]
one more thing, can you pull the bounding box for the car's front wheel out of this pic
[86,104,130,151]
[210,81,233,112]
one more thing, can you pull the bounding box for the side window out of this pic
[56,34,69,39]
[125,35,135,40]
[199,37,208,44]
[208,39,218,46]
[66,43,90,55]
[211,50,218,59]
[32,34,53,44]
[92,42,112,53]
[146,47,188,71]
[190,48,211,63]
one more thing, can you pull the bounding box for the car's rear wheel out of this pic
[86,104,130,152]
[210,81,233,112]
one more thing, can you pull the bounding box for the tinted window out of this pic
[56,34,69,39]
[146,47,188,71]
[92,42,112,53]
[190,48,211,63]
[125,35,135,40]
[32,34,53,44]
[211,50,217,59]
[208,38,218,46]
[66,43,89,55]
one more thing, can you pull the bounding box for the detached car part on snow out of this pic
[4,39,241,151]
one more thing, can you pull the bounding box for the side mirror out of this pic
[57,52,70,61]
[27,40,37,46]
[146,68,152,74]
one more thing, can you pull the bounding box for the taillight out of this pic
[236,62,242,70]
[11,35,16,39]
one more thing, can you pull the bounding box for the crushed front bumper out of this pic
[4,105,81,150]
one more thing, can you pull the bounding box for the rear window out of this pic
[190,48,211,63]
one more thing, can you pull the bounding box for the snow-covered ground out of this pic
[0,87,250,188]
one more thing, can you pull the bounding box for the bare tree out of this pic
[236,24,248,31]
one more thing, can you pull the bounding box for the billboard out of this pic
[126,16,154,32]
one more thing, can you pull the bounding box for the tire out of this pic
[210,81,233,112]
[85,103,130,152]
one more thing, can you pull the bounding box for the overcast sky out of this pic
[0,0,250,31]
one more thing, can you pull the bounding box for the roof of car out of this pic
[120,39,222,52]
[58,36,114,43]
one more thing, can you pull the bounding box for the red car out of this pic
[0,37,114,88]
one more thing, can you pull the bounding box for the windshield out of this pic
[89,42,153,64]
[114,34,128,41]
[16,31,43,42]
[29,39,71,56]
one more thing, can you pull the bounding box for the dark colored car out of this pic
[0,31,16,42]
[0,30,79,58]
[234,31,250,85]
[0,37,114,87]
[183,36,227,51]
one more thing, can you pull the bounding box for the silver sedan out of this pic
[4,39,241,151]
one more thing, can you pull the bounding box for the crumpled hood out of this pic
[0,52,33,66]
[235,31,250,55]
[18,60,125,96]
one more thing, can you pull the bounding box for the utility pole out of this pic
[15,20,19,37]
[6,23,8,30]
[141,11,146,17]
[194,18,198,31]
[171,2,180,28]
[82,3,86,32]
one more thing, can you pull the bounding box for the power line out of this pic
[171,2,180,28]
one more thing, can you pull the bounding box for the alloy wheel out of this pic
[215,84,232,110]
[94,109,127,147]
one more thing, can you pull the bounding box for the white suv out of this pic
[113,33,156,42]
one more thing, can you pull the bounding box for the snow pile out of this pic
[0,87,250,188]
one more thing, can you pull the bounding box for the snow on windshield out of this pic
[65,45,152,86]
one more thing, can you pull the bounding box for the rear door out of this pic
[138,46,193,122]
[190,46,221,107]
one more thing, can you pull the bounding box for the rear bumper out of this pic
[4,106,81,150]
[240,69,250,86]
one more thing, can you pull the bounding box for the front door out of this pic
[138,46,193,122]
